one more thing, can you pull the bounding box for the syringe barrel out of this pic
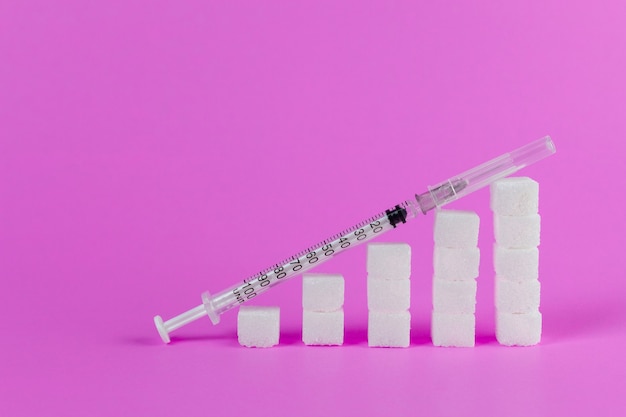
[205,200,422,321]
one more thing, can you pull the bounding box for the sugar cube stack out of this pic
[237,306,280,348]
[367,243,411,347]
[431,209,480,347]
[491,177,542,346]
[302,273,345,346]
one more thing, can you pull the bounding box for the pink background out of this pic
[1,1,625,416]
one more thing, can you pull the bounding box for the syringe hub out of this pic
[154,291,220,343]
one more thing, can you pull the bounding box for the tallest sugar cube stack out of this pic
[491,177,542,346]
[431,209,480,347]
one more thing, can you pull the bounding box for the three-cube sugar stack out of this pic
[491,177,542,346]
[367,243,411,347]
[302,273,345,346]
[431,210,480,347]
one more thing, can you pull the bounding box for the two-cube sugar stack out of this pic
[491,177,542,346]
[302,273,345,345]
[432,210,480,347]
[367,243,411,347]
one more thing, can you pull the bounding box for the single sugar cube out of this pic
[367,278,411,311]
[494,245,539,280]
[302,273,345,312]
[237,306,280,348]
[434,209,480,248]
[368,311,411,348]
[491,177,539,216]
[433,246,480,280]
[494,214,541,248]
[432,278,477,314]
[495,276,541,313]
[367,243,411,280]
[496,311,542,346]
[431,311,475,347]
[302,310,344,346]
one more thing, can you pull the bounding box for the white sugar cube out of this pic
[431,311,475,347]
[367,243,411,280]
[491,177,539,216]
[496,311,542,346]
[237,306,280,348]
[495,214,541,248]
[368,311,411,348]
[434,209,480,248]
[302,310,344,346]
[302,273,345,312]
[495,277,541,313]
[432,278,477,314]
[367,278,410,311]
[433,246,480,280]
[494,245,539,280]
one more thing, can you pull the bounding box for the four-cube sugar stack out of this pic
[431,209,480,347]
[367,243,411,347]
[302,273,345,345]
[491,177,542,346]
[237,306,281,348]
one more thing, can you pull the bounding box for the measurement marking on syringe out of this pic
[231,213,394,303]
[230,204,409,303]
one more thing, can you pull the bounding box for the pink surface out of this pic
[1,1,625,416]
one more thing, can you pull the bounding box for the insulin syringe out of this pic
[154,136,556,343]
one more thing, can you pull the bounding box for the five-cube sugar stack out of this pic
[491,177,542,346]
[302,273,345,346]
[367,243,411,347]
[431,209,480,347]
